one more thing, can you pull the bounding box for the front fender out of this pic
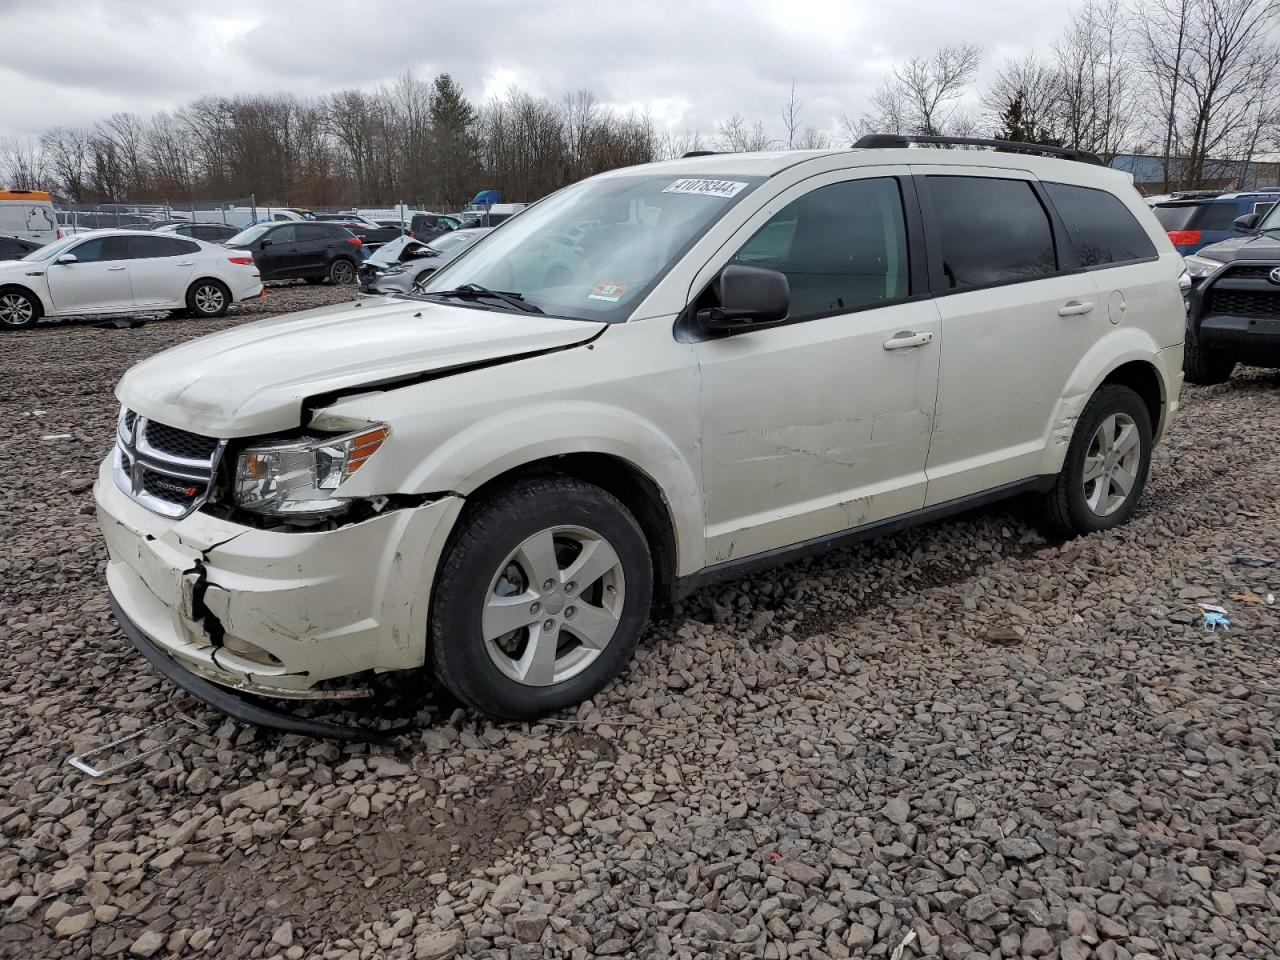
[1038,326,1176,476]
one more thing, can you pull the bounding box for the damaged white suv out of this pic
[96,135,1186,734]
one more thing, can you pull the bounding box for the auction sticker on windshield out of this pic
[662,178,749,199]
[589,281,627,302]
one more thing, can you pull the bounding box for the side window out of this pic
[295,223,332,242]
[0,239,16,259]
[927,176,1057,289]
[269,225,296,244]
[71,236,130,262]
[128,235,183,259]
[1255,201,1275,216]
[728,177,910,321]
[1043,182,1157,267]
[174,238,200,254]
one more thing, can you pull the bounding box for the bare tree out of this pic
[716,113,777,151]
[40,126,89,200]
[1138,0,1194,189]
[855,44,981,137]
[1053,0,1137,161]
[0,137,50,190]
[983,53,1064,142]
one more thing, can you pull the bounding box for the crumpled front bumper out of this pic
[94,454,462,702]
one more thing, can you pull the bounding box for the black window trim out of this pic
[1039,180,1160,274]
[915,172,1074,298]
[678,172,931,342]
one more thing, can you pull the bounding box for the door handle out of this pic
[177,260,194,266]
[1057,300,1094,317]
[882,330,934,350]
[107,266,127,271]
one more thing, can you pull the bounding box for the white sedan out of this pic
[0,229,264,329]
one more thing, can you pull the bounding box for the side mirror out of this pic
[259,239,272,249]
[698,264,790,333]
[55,253,78,265]
[1233,213,1260,232]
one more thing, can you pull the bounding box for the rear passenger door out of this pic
[295,223,337,273]
[127,235,198,305]
[915,167,1101,505]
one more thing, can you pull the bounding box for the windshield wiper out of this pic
[423,283,544,314]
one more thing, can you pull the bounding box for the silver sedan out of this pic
[358,228,492,295]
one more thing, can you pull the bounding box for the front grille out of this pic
[1208,290,1280,319]
[143,421,220,461]
[1222,263,1279,281]
[114,408,224,518]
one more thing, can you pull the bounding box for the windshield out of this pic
[419,173,762,321]
[227,224,270,246]
[23,235,84,262]
[1258,201,1280,234]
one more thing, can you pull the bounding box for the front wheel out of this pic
[328,259,356,285]
[186,280,230,318]
[1182,330,1235,385]
[1037,384,1153,537]
[429,477,652,720]
[0,289,40,329]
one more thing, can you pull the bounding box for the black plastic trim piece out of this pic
[110,593,379,742]
[672,475,1055,600]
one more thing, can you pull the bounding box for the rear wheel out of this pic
[1037,384,1152,537]
[429,477,652,720]
[1182,330,1235,385]
[0,289,40,329]
[328,259,356,285]
[186,280,230,318]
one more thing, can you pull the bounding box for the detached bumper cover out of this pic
[111,593,375,741]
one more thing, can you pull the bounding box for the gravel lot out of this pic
[1,283,1278,960]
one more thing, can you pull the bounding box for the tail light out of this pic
[228,256,255,265]
[345,237,362,247]
[1167,229,1202,247]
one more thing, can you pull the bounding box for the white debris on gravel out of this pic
[1,283,1278,958]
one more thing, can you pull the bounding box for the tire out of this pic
[1182,330,1235,385]
[185,280,230,318]
[0,288,41,329]
[328,258,356,285]
[429,477,652,720]
[1037,384,1153,538]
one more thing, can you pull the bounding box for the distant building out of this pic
[1110,152,1280,193]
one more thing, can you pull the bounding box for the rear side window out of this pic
[926,176,1057,289]
[729,176,910,321]
[269,225,297,244]
[1044,182,1156,267]
[295,224,334,242]
[128,235,185,259]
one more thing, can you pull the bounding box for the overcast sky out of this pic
[0,0,1077,142]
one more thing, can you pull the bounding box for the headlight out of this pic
[380,264,409,275]
[1183,254,1222,279]
[233,424,389,517]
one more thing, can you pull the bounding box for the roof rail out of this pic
[853,133,1105,167]
[681,150,721,158]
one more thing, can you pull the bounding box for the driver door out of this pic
[46,235,134,312]
[691,169,942,564]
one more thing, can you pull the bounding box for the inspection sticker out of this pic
[588,281,628,302]
[662,178,749,199]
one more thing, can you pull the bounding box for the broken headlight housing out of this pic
[233,424,390,517]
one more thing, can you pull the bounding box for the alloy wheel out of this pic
[0,293,34,326]
[1082,412,1141,516]
[482,525,626,686]
[332,261,355,284]
[194,285,225,315]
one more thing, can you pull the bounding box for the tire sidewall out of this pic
[187,280,229,318]
[1060,387,1153,534]
[430,481,652,719]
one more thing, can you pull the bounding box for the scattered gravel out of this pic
[1,289,1277,958]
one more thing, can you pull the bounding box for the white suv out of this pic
[95,137,1186,733]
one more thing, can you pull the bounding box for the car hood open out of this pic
[117,298,605,437]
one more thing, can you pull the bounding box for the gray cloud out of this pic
[0,0,1074,140]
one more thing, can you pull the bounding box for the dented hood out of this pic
[117,297,605,437]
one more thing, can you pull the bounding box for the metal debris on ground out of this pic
[1231,554,1275,568]
[889,929,918,960]
[67,714,204,778]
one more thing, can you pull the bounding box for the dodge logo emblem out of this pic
[1270,266,1280,285]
